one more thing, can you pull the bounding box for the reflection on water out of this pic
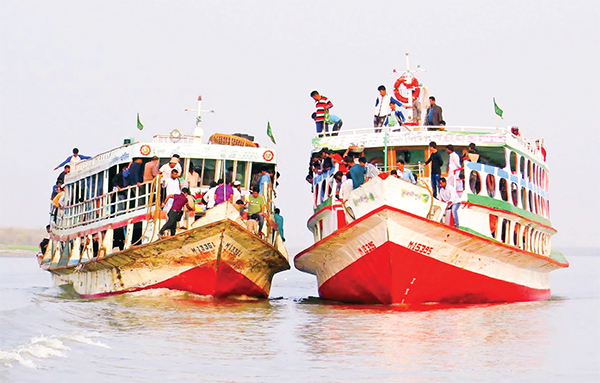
[0,254,598,382]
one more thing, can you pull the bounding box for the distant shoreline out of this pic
[0,249,38,257]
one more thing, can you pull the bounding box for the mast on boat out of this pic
[185,95,214,144]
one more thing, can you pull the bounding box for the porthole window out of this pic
[511,182,518,207]
[513,222,521,247]
[499,178,508,201]
[469,171,482,194]
[489,214,498,239]
[486,174,496,198]
[510,151,518,174]
[520,157,526,179]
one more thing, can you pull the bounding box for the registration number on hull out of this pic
[406,241,433,255]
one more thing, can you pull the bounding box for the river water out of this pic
[0,248,598,382]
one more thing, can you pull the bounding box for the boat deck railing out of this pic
[53,178,160,231]
[316,125,508,137]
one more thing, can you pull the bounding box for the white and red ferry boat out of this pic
[294,58,568,305]
[40,96,289,299]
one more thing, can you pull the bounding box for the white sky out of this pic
[1,0,599,250]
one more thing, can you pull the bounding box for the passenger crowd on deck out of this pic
[48,148,284,244]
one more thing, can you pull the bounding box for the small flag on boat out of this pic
[494,98,503,119]
[137,113,144,130]
[267,121,276,144]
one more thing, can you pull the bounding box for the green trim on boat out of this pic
[467,194,552,227]
[314,196,333,213]
[549,250,569,265]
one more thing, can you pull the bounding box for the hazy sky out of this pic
[1,0,598,250]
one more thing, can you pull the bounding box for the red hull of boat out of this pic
[80,261,268,299]
[318,241,551,304]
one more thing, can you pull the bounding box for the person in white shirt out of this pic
[159,158,182,180]
[339,178,354,203]
[162,169,181,212]
[373,85,403,132]
[396,160,416,184]
[446,144,461,187]
[203,181,218,209]
[438,177,461,228]
[364,158,380,181]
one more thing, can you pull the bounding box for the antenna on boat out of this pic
[184,95,214,144]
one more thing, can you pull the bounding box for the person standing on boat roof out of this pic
[425,96,444,129]
[420,141,443,198]
[446,145,461,187]
[310,90,333,137]
[159,188,194,238]
[162,169,181,212]
[374,85,403,133]
[53,148,92,170]
[439,177,460,228]
[56,165,70,184]
[396,160,416,184]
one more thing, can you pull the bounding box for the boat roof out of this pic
[312,126,547,167]
[68,134,277,182]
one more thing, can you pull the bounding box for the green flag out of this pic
[137,113,144,130]
[267,121,276,144]
[494,98,503,119]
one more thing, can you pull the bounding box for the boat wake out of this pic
[0,332,109,369]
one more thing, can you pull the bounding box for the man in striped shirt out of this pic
[310,90,333,137]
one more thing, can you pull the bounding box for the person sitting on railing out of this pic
[56,165,70,184]
[247,190,267,237]
[162,169,182,212]
[396,160,416,184]
[439,177,460,228]
[53,148,91,171]
[159,188,194,238]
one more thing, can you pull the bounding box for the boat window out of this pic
[499,178,508,202]
[500,219,509,244]
[489,214,498,239]
[519,156,526,179]
[521,187,527,210]
[509,151,517,174]
[202,159,217,186]
[235,161,249,187]
[528,161,532,182]
[469,171,482,194]
[486,174,495,198]
[528,190,534,212]
[511,182,519,207]
[522,226,529,251]
[513,222,521,247]
[477,147,506,168]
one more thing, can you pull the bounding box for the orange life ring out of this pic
[393,76,421,104]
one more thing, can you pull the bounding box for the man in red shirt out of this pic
[159,188,194,237]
